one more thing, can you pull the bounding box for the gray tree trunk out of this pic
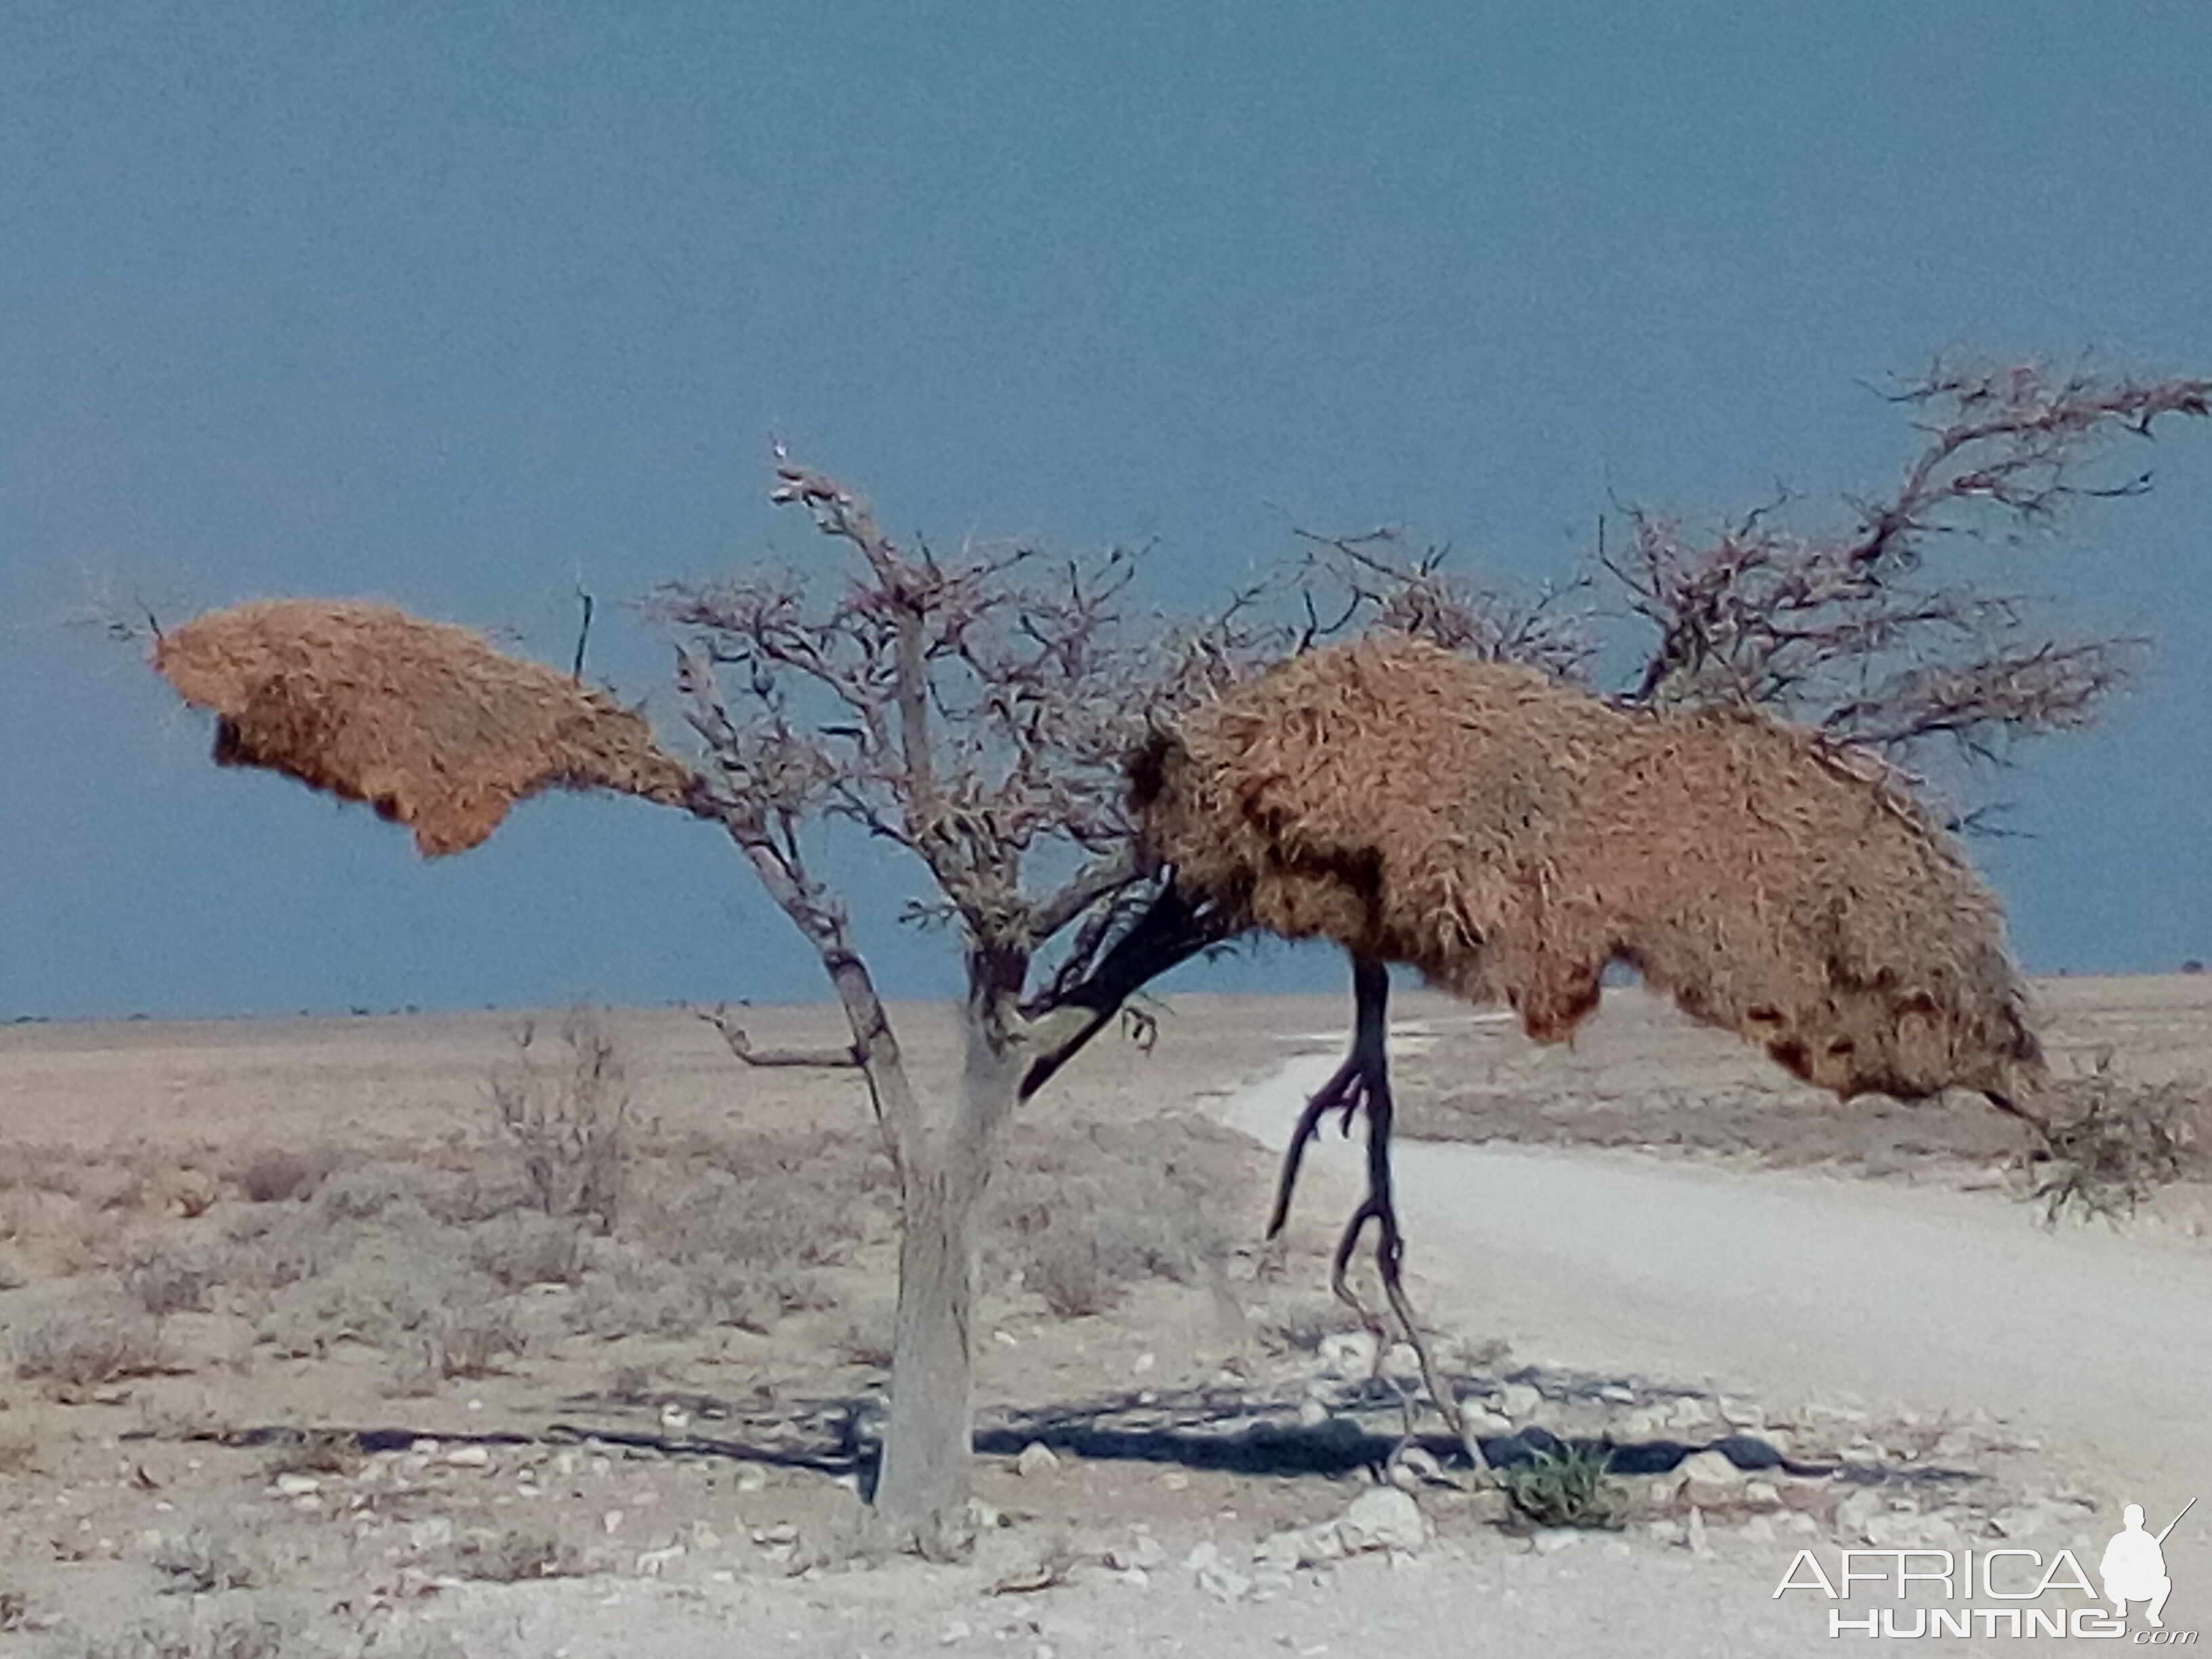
[869,1000,1023,1557]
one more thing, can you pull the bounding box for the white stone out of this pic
[273,1473,321,1498]
[1500,1383,1542,1420]
[1336,1487,1429,1555]
[1014,1441,1060,1478]
[1675,1450,1747,1508]
[1317,1332,1378,1379]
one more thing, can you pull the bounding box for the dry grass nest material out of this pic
[1134,636,2044,1105]
[155,599,696,854]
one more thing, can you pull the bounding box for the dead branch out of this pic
[695,1004,863,1070]
[1612,361,2211,768]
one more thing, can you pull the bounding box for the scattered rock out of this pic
[1459,1406,1513,1438]
[1532,1529,1581,1554]
[272,1473,321,1498]
[1675,1450,1746,1509]
[445,1446,492,1469]
[1500,1383,1542,1420]
[1105,1533,1165,1572]
[1317,1332,1378,1378]
[1387,1446,1444,1490]
[1014,1442,1060,1479]
[1336,1487,1429,1555]
[1686,1506,1713,1558]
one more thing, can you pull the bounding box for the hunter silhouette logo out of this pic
[2102,1499,2192,1631]
[1773,1495,2198,1640]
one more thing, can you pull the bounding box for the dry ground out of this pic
[0,980,2205,1657]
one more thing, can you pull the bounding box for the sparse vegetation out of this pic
[1496,1443,1624,1530]
[489,1012,631,1231]
[2030,1058,2207,1222]
[428,1526,581,1582]
[149,1528,261,1595]
[122,1240,220,1317]
[12,1303,171,1393]
[230,1147,334,1205]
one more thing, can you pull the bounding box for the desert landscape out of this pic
[1,975,2205,1658]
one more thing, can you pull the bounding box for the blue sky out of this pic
[5,2,2209,1019]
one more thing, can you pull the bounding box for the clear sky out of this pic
[5,2,2209,1020]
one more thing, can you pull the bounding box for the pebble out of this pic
[1499,1383,1541,1420]
[273,1473,321,1498]
[445,1446,493,1469]
[1014,1442,1060,1479]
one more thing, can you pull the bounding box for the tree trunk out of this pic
[869,987,1023,1558]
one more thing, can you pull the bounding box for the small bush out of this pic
[231,1147,333,1205]
[1496,1443,1622,1530]
[149,1528,260,1595]
[122,1242,220,1317]
[489,1011,630,1231]
[426,1526,580,1582]
[260,1427,362,1479]
[391,1304,524,1393]
[2031,1060,2205,1223]
[14,1306,170,1393]
[468,1210,588,1290]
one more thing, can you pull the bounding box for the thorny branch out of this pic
[1610,361,2208,765]
[1294,527,1595,681]
[660,455,1288,1093]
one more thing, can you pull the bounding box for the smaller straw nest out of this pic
[155,599,696,855]
[1132,637,2045,1106]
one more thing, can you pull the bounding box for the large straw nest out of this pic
[1132,636,2043,1104]
[155,599,696,855]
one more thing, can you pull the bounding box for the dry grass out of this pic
[1138,637,2042,1105]
[228,1147,335,1205]
[990,1119,1244,1318]
[149,1530,261,1596]
[13,1303,171,1393]
[152,598,695,855]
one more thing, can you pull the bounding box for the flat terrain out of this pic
[1,979,2207,1657]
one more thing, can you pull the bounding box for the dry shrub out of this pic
[69,1616,294,1659]
[1138,637,2043,1105]
[13,1304,170,1393]
[150,1528,260,1595]
[489,1012,629,1231]
[390,1305,525,1393]
[152,598,695,855]
[422,1526,581,1582]
[229,1146,335,1205]
[989,1120,1239,1318]
[2030,1059,2207,1222]
[260,1428,363,1479]
[122,1240,221,1317]
[468,1210,588,1290]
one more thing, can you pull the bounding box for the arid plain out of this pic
[1,977,2207,1658]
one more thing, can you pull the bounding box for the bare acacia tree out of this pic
[655,459,1270,1554]
[1610,361,2210,766]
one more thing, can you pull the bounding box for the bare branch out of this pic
[1611,360,2211,771]
[695,1004,862,1070]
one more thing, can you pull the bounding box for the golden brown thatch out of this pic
[155,599,697,855]
[1132,636,2043,1105]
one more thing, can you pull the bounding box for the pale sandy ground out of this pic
[2,980,2207,1658]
